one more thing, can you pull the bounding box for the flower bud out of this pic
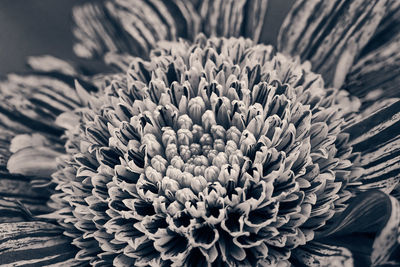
[183,162,195,174]
[179,145,192,161]
[189,143,202,156]
[210,125,226,140]
[204,166,220,182]
[165,143,178,161]
[161,176,180,194]
[151,155,168,173]
[170,156,184,170]
[193,155,208,166]
[226,126,242,144]
[190,176,208,194]
[199,133,213,147]
[225,140,238,155]
[193,165,206,176]
[188,96,206,125]
[191,124,204,142]
[142,133,162,157]
[162,127,177,147]
[202,110,216,132]
[145,166,162,184]
[212,152,228,169]
[177,129,193,146]
[177,114,193,130]
[179,172,193,188]
[175,188,197,205]
[213,139,226,152]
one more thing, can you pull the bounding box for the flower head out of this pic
[34,35,378,266]
[1,1,400,266]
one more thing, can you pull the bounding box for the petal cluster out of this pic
[51,35,361,266]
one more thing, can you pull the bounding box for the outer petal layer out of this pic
[316,190,400,266]
[278,0,390,88]
[72,0,201,58]
[344,99,400,193]
[199,0,268,42]
[344,1,400,102]
[72,0,269,59]
[291,241,353,267]
[0,221,78,266]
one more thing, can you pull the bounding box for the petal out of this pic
[6,134,62,206]
[0,174,53,216]
[0,73,82,137]
[7,146,62,178]
[9,133,51,154]
[199,0,268,42]
[104,52,136,72]
[291,241,354,267]
[0,197,33,223]
[344,100,400,192]
[344,1,400,101]
[0,221,78,266]
[278,0,390,88]
[363,0,400,51]
[316,190,400,266]
[72,0,201,59]
[27,55,78,76]
[371,195,400,265]
[0,128,17,172]
[190,224,219,249]
[180,247,210,267]
[153,228,190,261]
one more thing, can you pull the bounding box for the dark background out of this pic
[0,0,294,75]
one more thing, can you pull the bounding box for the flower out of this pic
[1,0,400,266]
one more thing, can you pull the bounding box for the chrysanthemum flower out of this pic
[1,1,400,266]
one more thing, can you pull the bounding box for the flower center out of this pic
[144,112,244,192]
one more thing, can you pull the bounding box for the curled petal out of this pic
[153,228,190,261]
[190,224,219,249]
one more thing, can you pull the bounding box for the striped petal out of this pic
[291,242,353,267]
[0,73,83,137]
[0,198,33,223]
[0,129,56,217]
[0,64,92,220]
[27,55,79,76]
[0,174,52,216]
[72,0,200,59]
[344,99,400,193]
[0,59,96,179]
[315,190,400,266]
[0,128,17,174]
[278,0,390,88]
[72,0,269,60]
[199,0,268,42]
[0,221,78,266]
[344,1,400,102]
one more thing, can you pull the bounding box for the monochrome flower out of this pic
[0,1,400,266]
